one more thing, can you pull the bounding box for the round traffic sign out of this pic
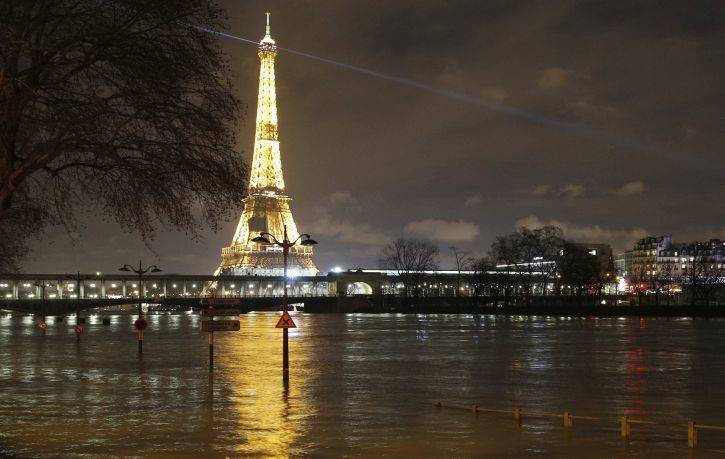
[38,321,47,330]
[134,318,148,331]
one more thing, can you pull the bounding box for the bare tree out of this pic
[559,243,600,298]
[516,228,539,305]
[650,260,675,306]
[0,1,247,270]
[695,260,725,306]
[489,226,564,305]
[682,243,725,306]
[380,238,439,298]
[535,226,565,295]
[589,255,615,301]
[490,234,520,306]
[471,255,496,297]
[450,246,474,297]
[628,264,649,306]
[516,226,564,304]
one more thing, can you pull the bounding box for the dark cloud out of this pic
[24,0,725,273]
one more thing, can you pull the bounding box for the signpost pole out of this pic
[137,262,143,354]
[209,302,214,368]
[282,226,289,381]
[41,282,46,335]
[35,281,47,336]
[209,331,214,367]
[200,295,240,368]
[283,328,288,373]
[75,271,82,342]
[119,260,159,356]
[253,225,313,383]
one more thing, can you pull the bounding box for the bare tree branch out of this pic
[0,1,247,270]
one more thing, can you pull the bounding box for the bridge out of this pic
[0,270,478,314]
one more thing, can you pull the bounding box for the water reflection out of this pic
[216,313,313,457]
[1,313,725,457]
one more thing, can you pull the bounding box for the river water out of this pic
[1,311,725,457]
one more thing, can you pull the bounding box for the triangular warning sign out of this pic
[275,311,297,328]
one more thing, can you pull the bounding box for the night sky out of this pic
[25,1,725,274]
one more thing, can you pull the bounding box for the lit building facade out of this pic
[217,14,318,276]
[622,236,725,282]
[660,239,725,279]
[614,251,633,278]
[631,235,673,277]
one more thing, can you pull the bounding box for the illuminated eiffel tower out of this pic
[216,13,318,276]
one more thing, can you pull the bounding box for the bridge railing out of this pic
[0,276,339,300]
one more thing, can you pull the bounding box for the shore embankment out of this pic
[2,295,724,318]
[304,296,725,317]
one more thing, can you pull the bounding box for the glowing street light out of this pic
[252,225,317,379]
[33,280,53,334]
[119,260,162,354]
[64,271,85,335]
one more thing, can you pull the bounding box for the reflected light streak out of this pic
[182,23,711,170]
[217,313,314,457]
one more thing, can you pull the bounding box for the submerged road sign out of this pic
[201,320,240,332]
[275,311,296,329]
[202,309,240,317]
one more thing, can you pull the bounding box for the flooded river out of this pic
[2,312,725,457]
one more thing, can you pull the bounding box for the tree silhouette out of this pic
[0,1,247,269]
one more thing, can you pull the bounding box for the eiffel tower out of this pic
[216,13,318,276]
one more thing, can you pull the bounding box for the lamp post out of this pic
[65,271,84,340]
[33,280,51,334]
[119,260,162,354]
[252,225,317,378]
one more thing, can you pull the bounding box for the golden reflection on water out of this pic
[216,313,314,457]
[1,312,723,457]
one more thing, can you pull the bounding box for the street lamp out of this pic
[251,225,317,305]
[252,225,317,377]
[33,280,52,334]
[119,260,162,354]
[65,271,84,335]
